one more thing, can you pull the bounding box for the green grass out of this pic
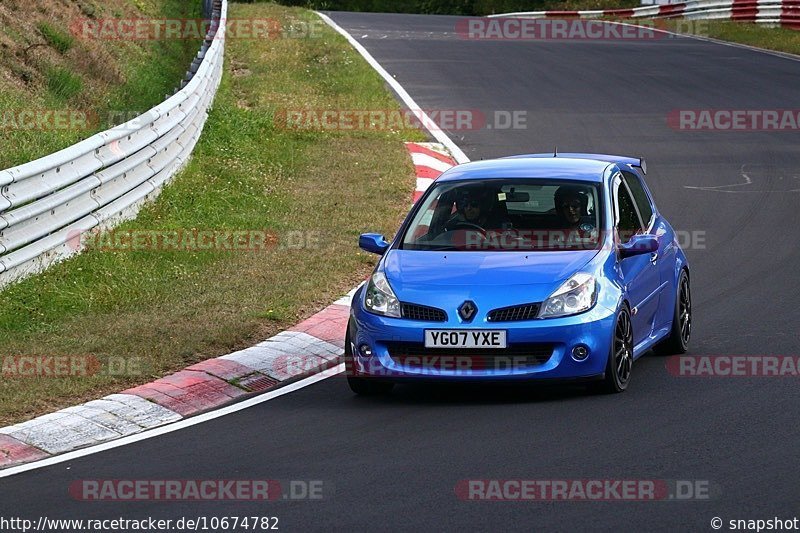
[37,22,76,54]
[535,0,639,10]
[0,3,425,425]
[0,0,202,169]
[77,1,99,18]
[100,0,204,125]
[44,66,83,100]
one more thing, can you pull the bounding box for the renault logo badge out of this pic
[458,300,477,322]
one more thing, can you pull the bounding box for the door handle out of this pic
[650,252,658,264]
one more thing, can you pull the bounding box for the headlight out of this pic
[539,273,597,319]
[364,272,401,318]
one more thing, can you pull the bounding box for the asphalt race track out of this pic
[2,13,800,532]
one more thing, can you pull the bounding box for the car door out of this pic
[621,169,674,331]
[612,173,660,347]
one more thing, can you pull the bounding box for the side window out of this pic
[614,178,643,244]
[621,171,654,229]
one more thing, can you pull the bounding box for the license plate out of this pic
[424,330,507,349]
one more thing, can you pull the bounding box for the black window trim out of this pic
[620,170,655,232]
[611,173,645,240]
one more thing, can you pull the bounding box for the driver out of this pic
[447,189,490,229]
[554,185,588,229]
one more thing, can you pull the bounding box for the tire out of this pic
[344,320,393,396]
[654,270,691,356]
[592,305,634,394]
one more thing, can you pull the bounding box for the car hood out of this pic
[383,249,598,303]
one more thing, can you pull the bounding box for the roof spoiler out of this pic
[499,153,647,174]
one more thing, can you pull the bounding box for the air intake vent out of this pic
[487,303,540,322]
[401,302,447,322]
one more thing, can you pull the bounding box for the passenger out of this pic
[551,185,598,249]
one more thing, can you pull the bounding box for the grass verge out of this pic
[0,3,425,426]
[535,0,640,10]
[0,0,202,169]
[37,22,75,54]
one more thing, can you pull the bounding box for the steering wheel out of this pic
[446,221,487,234]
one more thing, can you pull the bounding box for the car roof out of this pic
[437,156,613,183]
[503,152,642,168]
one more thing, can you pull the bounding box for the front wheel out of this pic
[654,270,691,355]
[592,305,633,394]
[344,320,393,396]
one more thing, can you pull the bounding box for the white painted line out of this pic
[316,11,471,164]
[411,152,455,173]
[678,31,800,63]
[0,364,344,479]
[484,15,800,62]
[608,19,800,63]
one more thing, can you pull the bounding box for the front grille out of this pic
[487,303,541,322]
[401,302,447,322]
[385,342,554,371]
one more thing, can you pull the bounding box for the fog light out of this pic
[572,345,589,361]
[358,344,373,357]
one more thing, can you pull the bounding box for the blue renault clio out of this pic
[347,153,691,394]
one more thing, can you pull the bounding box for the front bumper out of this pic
[349,288,617,382]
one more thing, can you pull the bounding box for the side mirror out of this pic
[619,234,658,258]
[359,233,390,255]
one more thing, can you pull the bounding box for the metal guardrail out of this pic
[0,0,227,289]
[489,0,799,27]
[202,0,215,18]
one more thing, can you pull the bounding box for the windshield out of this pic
[401,179,603,251]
